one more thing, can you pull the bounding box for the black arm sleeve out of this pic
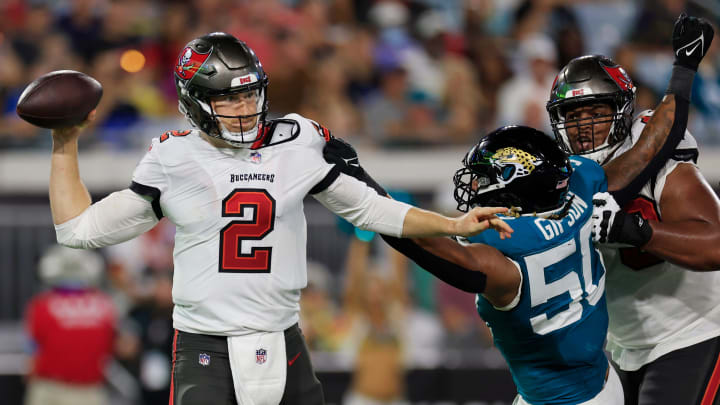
[610,97,689,206]
[358,167,486,292]
[380,234,487,293]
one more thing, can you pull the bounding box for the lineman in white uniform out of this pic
[546,14,720,405]
[48,33,512,405]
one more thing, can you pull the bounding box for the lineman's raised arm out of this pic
[603,14,714,204]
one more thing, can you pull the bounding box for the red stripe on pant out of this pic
[701,351,720,405]
[169,329,179,405]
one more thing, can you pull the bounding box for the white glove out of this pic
[591,192,653,247]
[591,192,622,244]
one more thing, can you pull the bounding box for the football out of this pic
[16,70,103,129]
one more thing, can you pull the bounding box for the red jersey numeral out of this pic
[219,189,275,273]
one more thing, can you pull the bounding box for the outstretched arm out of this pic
[604,14,714,205]
[320,137,519,304]
[381,234,521,308]
[314,169,514,239]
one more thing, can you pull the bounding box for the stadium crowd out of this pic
[5,0,719,404]
[1,0,719,151]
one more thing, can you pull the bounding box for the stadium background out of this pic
[0,0,718,404]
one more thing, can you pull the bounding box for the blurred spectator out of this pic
[8,1,55,67]
[105,219,175,315]
[362,64,415,146]
[299,261,345,352]
[24,245,115,405]
[498,35,557,133]
[496,34,557,133]
[628,0,710,50]
[114,273,174,405]
[299,50,364,139]
[341,236,409,405]
[435,281,493,354]
[55,0,105,63]
[467,32,514,134]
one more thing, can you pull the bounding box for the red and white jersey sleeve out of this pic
[128,116,340,335]
[601,111,720,371]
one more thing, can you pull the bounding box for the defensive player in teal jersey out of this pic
[404,126,621,404]
[454,126,612,404]
[323,13,705,405]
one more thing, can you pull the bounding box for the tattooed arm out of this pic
[603,95,679,195]
[603,14,712,205]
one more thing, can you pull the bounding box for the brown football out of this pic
[16,70,103,129]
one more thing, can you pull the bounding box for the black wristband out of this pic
[610,212,654,247]
[665,65,695,102]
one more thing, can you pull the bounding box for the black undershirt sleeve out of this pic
[380,234,487,293]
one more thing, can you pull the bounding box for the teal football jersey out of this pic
[468,156,609,404]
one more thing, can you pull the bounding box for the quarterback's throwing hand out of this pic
[51,109,97,144]
[672,13,714,71]
[454,206,514,238]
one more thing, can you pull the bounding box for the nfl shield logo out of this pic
[256,348,267,365]
[199,353,210,367]
[250,151,262,164]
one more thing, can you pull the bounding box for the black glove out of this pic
[322,137,388,196]
[592,192,653,247]
[672,13,714,71]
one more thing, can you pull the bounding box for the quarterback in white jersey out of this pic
[547,23,720,405]
[46,33,511,405]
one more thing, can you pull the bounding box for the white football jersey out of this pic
[131,113,340,336]
[602,110,720,371]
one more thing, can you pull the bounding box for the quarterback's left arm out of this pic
[316,137,513,238]
[313,173,511,238]
[593,164,720,270]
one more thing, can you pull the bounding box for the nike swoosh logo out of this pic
[676,32,704,57]
[343,157,359,166]
[288,352,301,366]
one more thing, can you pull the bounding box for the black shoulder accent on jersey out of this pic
[672,148,699,163]
[251,119,300,150]
[309,165,341,195]
[129,181,164,220]
[380,235,487,293]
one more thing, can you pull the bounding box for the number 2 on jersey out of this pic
[219,189,276,273]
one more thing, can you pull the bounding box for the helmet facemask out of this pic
[549,97,632,165]
[453,136,572,217]
[546,55,636,165]
[207,86,267,146]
